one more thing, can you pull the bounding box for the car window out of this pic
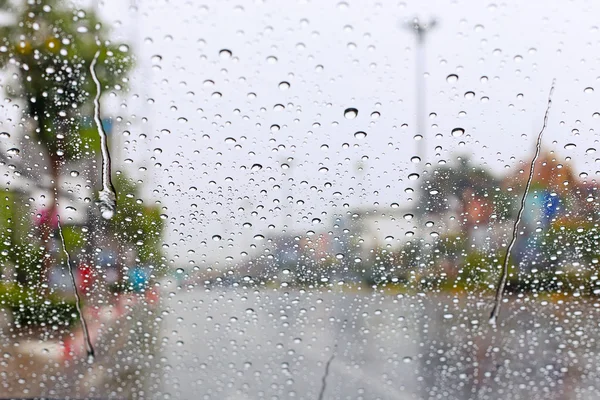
[0,0,599,399]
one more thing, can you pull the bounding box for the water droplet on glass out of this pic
[270,124,280,133]
[446,74,459,83]
[403,213,414,220]
[279,81,290,90]
[564,143,576,150]
[585,87,594,94]
[344,108,358,119]
[251,163,263,171]
[212,235,222,241]
[354,131,367,139]
[254,234,264,240]
[370,111,380,119]
[451,128,465,137]
[266,55,278,64]
[6,148,19,155]
[0,132,9,138]
[219,49,232,59]
[70,171,79,177]
[411,156,421,163]
[408,173,419,180]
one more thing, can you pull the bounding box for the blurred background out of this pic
[0,0,600,399]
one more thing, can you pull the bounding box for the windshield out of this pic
[0,0,599,399]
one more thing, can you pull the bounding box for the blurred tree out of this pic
[421,156,513,239]
[0,0,132,282]
[109,173,165,269]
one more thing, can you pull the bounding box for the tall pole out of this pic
[406,18,436,166]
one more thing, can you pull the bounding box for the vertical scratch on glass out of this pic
[317,344,337,400]
[90,50,117,220]
[489,80,556,326]
[57,217,95,362]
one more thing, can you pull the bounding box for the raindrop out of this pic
[70,171,80,177]
[446,74,459,83]
[403,213,413,220]
[451,128,465,137]
[586,148,596,154]
[212,235,222,241]
[408,173,419,180]
[279,81,290,90]
[91,50,116,220]
[354,131,367,139]
[219,49,232,59]
[0,132,9,138]
[585,87,594,93]
[6,148,19,155]
[253,234,265,240]
[344,108,358,119]
[370,111,380,119]
[410,156,421,163]
[318,167,329,173]
[270,124,281,133]
[266,55,278,64]
[564,143,576,150]
[464,91,475,99]
[251,163,263,171]
[391,203,399,208]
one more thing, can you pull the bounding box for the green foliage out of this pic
[0,0,133,158]
[0,283,77,327]
[109,174,165,266]
[60,225,85,252]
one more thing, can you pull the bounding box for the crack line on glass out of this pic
[317,344,337,400]
[489,79,556,326]
[57,217,95,361]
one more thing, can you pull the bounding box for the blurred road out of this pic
[151,287,600,400]
[3,287,600,399]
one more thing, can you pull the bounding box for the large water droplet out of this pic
[344,108,358,119]
[354,131,367,139]
[451,128,465,137]
[219,49,232,59]
[446,74,459,83]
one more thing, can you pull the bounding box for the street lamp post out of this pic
[405,18,436,165]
